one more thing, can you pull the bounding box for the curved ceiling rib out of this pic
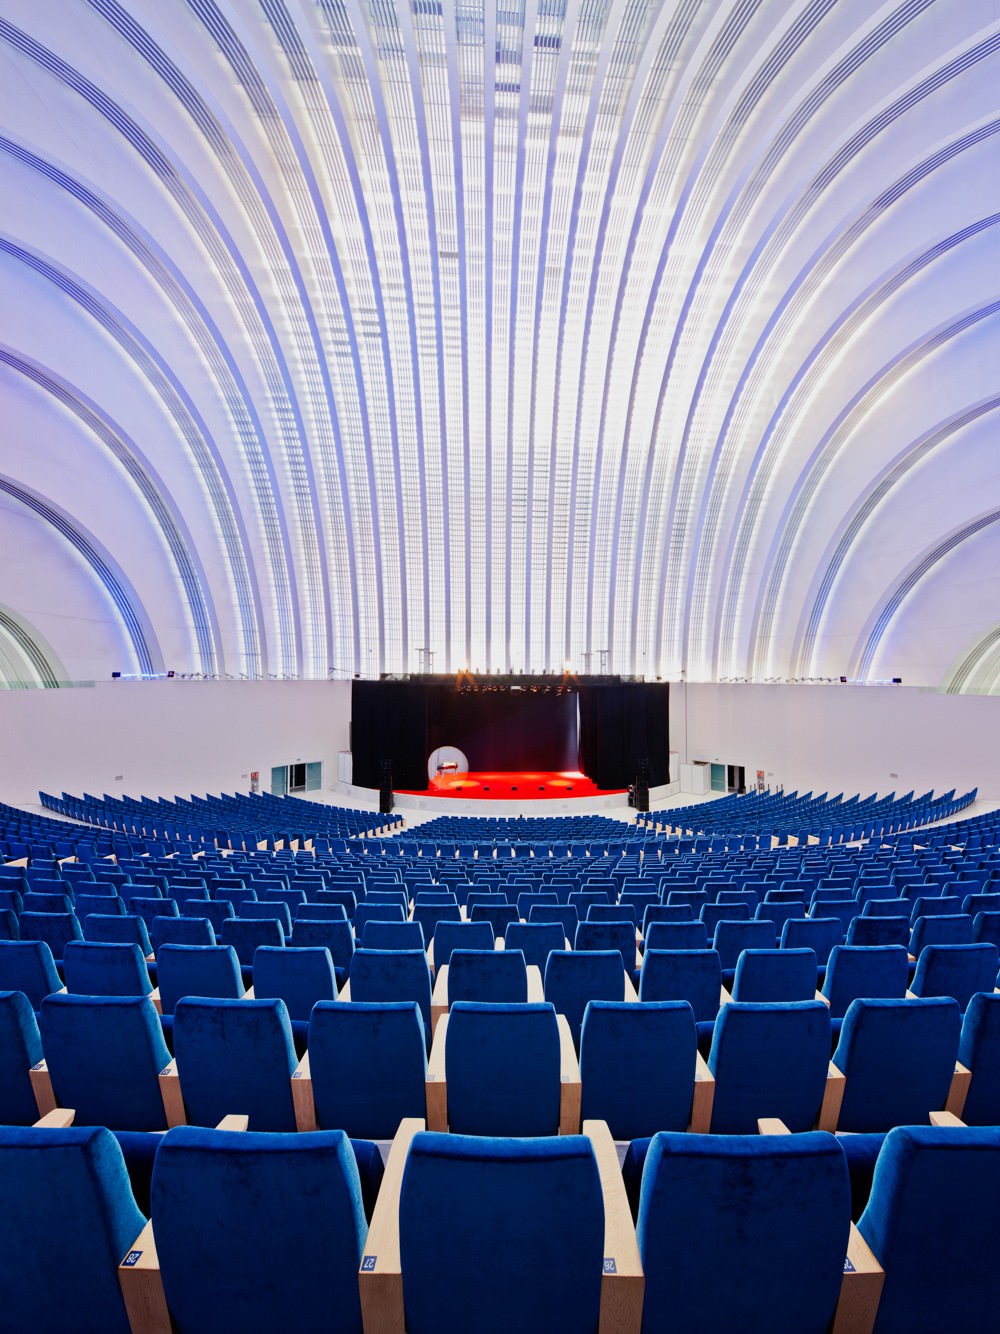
[0,0,996,688]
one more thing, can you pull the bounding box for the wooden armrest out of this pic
[29,1059,57,1118]
[818,1061,846,1133]
[622,974,639,1003]
[215,1115,249,1131]
[831,1222,884,1334]
[929,1110,966,1127]
[757,1118,791,1135]
[157,1060,187,1128]
[430,965,449,1035]
[816,990,830,1006]
[339,979,352,1001]
[904,989,917,1000]
[583,1119,644,1334]
[719,986,732,1007]
[34,1108,75,1128]
[118,1219,171,1334]
[526,965,544,1003]
[689,1053,715,1133]
[558,1013,582,1135]
[425,939,436,970]
[292,1051,317,1131]
[425,1014,449,1131]
[148,987,162,1016]
[946,1061,971,1119]
[359,1118,424,1334]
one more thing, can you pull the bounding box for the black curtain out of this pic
[427,685,578,771]
[577,682,669,789]
[350,681,428,790]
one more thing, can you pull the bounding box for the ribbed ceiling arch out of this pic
[0,0,996,686]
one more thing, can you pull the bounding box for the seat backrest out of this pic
[587,903,638,925]
[580,999,696,1139]
[444,1001,560,1135]
[62,940,152,997]
[432,919,494,970]
[713,919,777,972]
[314,889,357,920]
[910,942,999,1011]
[252,946,338,1021]
[183,899,234,931]
[398,1130,604,1334]
[155,943,244,1014]
[0,1124,146,1334]
[527,903,578,936]
[574,920,636,975]
[636,1129,850,1333]
[291,918,355,974]
[18,911,83,960]
[241,900,293,937]
[845,914,910,948]
[503,921,565,972]
[173,996,298,1131]
[0,990,43,1124]
[700,902,750,934]
[856,1125,1000,1331]
[832,996,962,1132]
[82,913,153,954]
[779,916,841,962]
[638,948,723,1022]
[543,949,624,1046]
[910,914,974,952]
[349,948,433,1038]
[0,939,62,1008]
[150,914,216,951]
[152,1124,366,1332]
[643,920,709,951]
[707,1000,832,1133]
[307,1000,427,1138]
[468,902,518,937]
[40,993,171,1131]
[361,920,425,952]
[219,916,284,965]
[447,948,528,1005]
[353,902,406,938]
[972,910,1000,949]
[958,991,1000,1126]
[731,948,817,1003]
[821,944,909,1019]
[860,897,910,918]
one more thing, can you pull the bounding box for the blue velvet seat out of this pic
[182,898,233,933]
[291,917,355,982]
[580,999,699,1138]
[707,1000,832,1133]
[349,948,433,1042]
[846,915,910,948]
[856,1124,1000,1332]
[83,913,153,955]
[76,892,127,923]
[40,993,172,1131]
[395,1130,604,1333]
[757,900,807,938]
[543,948,627,1047]
[353,901,406,939]
[642,920,709,951]
[0,938,63,1008]
[832,996,961,1132]
[503,921,566,972]
[468,901,518,937]
[971,910,1000,949]
[0,990,43,1124]
[0,1124,145,1334]
[252,944,338,1046]
[172,995,298,1130]
[150,1125,367,1332]
[155,943,245,1015]
[23,890,75,914]
[18,910,83,964]
[821,944,909,1020]
[700,901,750,935]
[730,947,817,1002]
[909,913,974,952]
[150,914,216,952]
[294,899,350,921]
[528,902,579,937]
[431,919,495,971]
[65,934,153,996]
[862,897,911,918]
[909,942,999,1011]
[361,919,426,951]
[713,919,777,983]
[307,1000,427,1138]
[634,1130,850,1334]
[128,896,177,931]
[574,920,638,978]
[240,899,293,937]
[587,903,638,925]
[638,948,723,1041]
[446,947,529,1005]
[219,916,284,973]
[441,1001,562,1136]
[955,991,1000,1125]
[642,904,694,933]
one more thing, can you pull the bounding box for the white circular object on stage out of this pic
[427,746,469,782]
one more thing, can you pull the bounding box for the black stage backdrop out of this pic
[351,679,668,792]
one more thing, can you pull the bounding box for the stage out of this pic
[398,770,624,801]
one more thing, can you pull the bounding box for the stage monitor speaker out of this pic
[379,760,393,814]
[634,780,649,812]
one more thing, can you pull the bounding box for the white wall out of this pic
[0,679,351,807]
[672,682,1000,802]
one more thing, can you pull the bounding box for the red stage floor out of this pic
[398,770,625,800]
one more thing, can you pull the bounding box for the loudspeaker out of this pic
[379,759,393,814]
[634,779,649,812]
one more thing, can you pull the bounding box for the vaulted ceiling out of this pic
[1,0,998,688]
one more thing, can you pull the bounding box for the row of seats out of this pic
[9,1113,999,1333]
[6,983,998,1141]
